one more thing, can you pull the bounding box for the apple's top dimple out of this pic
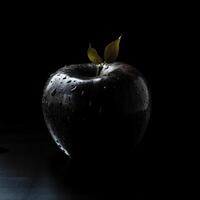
[60,64,97,80]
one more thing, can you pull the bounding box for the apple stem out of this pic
[96,63,104,76]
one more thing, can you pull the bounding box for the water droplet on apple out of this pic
[81,90,85,96]
[71,86,77,92]
[51,89,57,96]
[55,139,70,156]
[55,139,59,143]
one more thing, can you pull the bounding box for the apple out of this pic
[42,36,151,164]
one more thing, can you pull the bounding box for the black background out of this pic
[0,3,185,199]
[0,7,166,130]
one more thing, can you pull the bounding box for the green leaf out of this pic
[104,35,122,63]
[87,44,103,64]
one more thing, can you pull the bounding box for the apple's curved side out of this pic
[42,72,71,157]
[132,75,151,147]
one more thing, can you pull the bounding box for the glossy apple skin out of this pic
[42,62,150,162]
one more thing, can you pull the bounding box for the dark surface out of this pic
[0,132,74,200]
[0,129,160,200]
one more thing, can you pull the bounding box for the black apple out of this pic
[42,62,150,162]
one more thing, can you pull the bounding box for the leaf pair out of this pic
[87,36,122,64]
